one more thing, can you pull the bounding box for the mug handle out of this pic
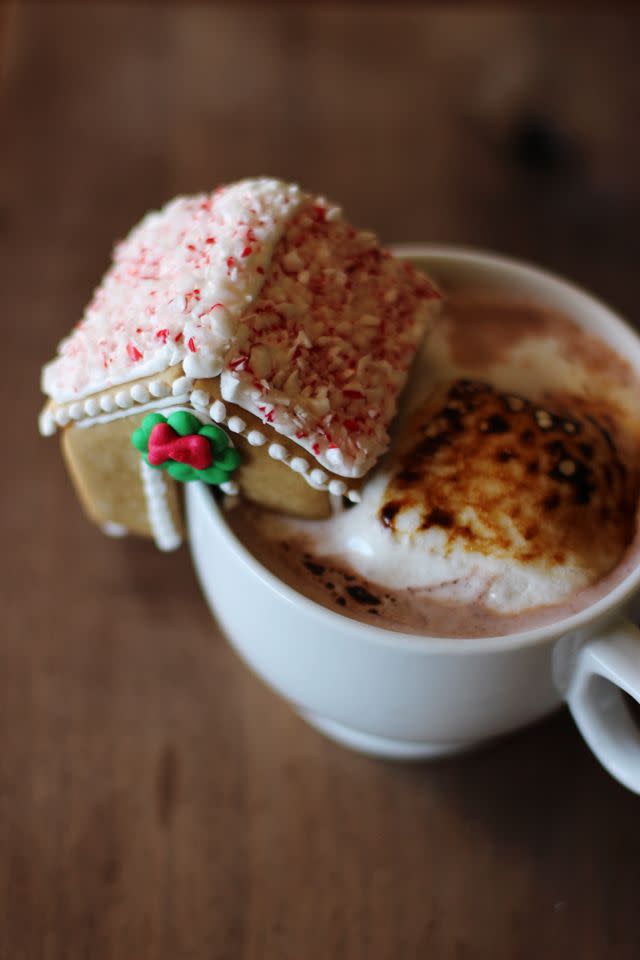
[565,618,640,793]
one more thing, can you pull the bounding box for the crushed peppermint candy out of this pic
[219,202,439,477]
[41,177,439,478]
[42,178,304,401]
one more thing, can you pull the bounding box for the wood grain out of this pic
[1,4,639,958]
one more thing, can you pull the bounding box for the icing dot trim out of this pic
[139,459,182,551]
[211,400,227,423]
[76,394,191,428]
[190,389,210,409]
[102,521,128,538]
[172,377,193,396]
[38,409,56,436]
[131,384,151,404]
[115,390,133,409]
[220,480,239,495]
[268,443,287,461]
[205,398,361,499]
[40,378,178,431]
[40,379,363,500]
[150,380,171,398]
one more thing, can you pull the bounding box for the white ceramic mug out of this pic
[186,246,640,794]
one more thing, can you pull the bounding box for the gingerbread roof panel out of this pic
[219,203,439,478]
[41,178,440,477]
[41,178,304,403]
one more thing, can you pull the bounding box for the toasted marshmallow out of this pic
[271,380,637,614]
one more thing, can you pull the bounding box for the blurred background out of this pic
[1,5,639,959]
[3,5,640,324]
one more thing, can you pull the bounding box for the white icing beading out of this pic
[139,460,182,551]
[41,377,363,499]
[102,522,128,538]
[211,400,226,423]
[115,390,133,409]
[130,384,150,403]
[228,416,246,433]
[150,380,171,398]
[190,389,210,408]
[171,376,193,396]
[38,409,56,436]
[76,394,190,428]
[220,480,239,495]
[268,443,287,461]
[310,468,328,485]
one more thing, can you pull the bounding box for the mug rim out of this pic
[189,244,640,655]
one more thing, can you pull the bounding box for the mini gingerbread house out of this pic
[40,178,440,550]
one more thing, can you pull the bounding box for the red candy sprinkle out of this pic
[187,337,197,353]
[155,329,169,343]
[241,246,252,258]
[228,355,248,371]
[127,342,143,362]
[198,301,225,318]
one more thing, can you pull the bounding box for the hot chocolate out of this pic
[225,291,640,638]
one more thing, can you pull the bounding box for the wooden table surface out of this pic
[1,4,639,958]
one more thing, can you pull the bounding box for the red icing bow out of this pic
[147,422,213,471]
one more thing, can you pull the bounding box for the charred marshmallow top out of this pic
[42,177,438,477]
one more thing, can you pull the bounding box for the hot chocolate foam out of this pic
[225,292,640,637]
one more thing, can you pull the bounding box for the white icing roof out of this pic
[42,178,304,403]
[42,178,438,477]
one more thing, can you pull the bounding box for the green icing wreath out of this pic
[131,411,241,485]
